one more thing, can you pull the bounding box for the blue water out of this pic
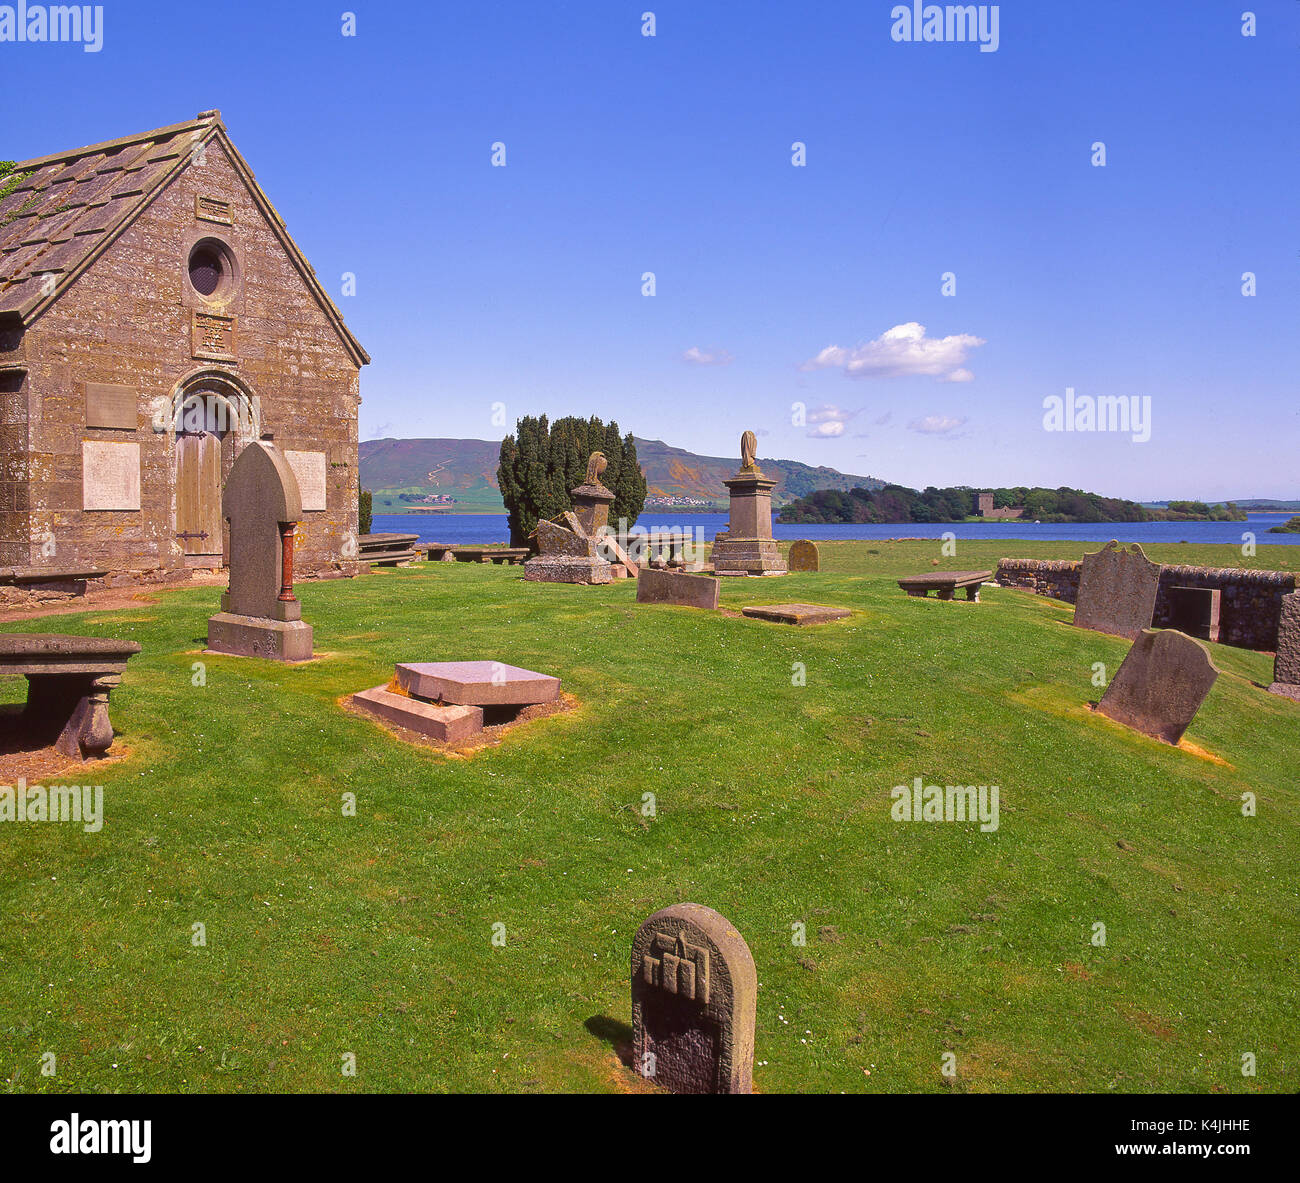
[372,512,1300,548]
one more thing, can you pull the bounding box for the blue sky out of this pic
[5,1,1297,499]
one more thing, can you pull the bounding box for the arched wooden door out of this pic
[174,395,226,563]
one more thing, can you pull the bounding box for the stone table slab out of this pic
[897,570,993,601]
[395,660,560,706]
[741,604,851,626]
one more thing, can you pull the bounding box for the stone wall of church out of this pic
[7,138,362,579]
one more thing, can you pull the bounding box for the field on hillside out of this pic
[1,540,1296,1093]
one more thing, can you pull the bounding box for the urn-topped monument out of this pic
[523,452,616,584]
[710,431,787,576]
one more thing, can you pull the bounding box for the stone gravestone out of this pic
[1074,540,1161,639]
[788,539,819,572]
[710,431,787,576]
[207,435,314,661]
[1097,629,1220,745]
[635,567,720,610]
[1268,591,1300,701]
[631,902,756,1094]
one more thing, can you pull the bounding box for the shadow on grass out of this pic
[584,1014,633,1069]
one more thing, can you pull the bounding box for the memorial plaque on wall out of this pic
[82,441,141,510]
[195,194,234,225]
[192,310,237,362]
[85,382,138,430]
[285,450,327,511]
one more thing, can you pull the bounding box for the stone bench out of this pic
[0,633,142,758]
[422,545,530,565]
[357,533,420,566]
[897,569,994,602]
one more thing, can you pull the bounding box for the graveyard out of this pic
[1,536,1296,1093]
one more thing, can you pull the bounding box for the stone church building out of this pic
[0,111,368,583]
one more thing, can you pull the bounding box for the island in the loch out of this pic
[778,485,1249,526]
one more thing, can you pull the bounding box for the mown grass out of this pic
[0,539,1296,1093]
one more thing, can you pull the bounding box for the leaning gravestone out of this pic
[788,539,819,572]
[1074,540,1161,639]
[1268,591,1300,701]
[207,435,314,661]
[1097,629,1219,745]
[631,902,756,1094]
[635,567,720,610]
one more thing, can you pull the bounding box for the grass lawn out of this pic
[1,539,1296,1093]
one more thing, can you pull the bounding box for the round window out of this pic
[187,239,235,300]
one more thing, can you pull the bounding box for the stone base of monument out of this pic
[710,539,787,576]
[1267,682,1300,703]
[522,556,613,584]
[206,612,314,662]
[351,685,484,743]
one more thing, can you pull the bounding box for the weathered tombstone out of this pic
[1097,629,1220,744]
[1267,591,1300,701]
[741,603,850,626]
[1074,540,1161,639]
[788,539,819,572]
[206,435,314,661]
[635,567,720,610]
[710,431,787,576]
[523,453,615,584]
[631,903,757,1094]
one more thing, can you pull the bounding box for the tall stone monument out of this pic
[207,434,314,661]
[710,431,787,576]
[1074,540,1160,639]
[631,902,757,1094]
[1268,590,1300,701]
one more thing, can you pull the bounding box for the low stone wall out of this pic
[995,558,1296,650]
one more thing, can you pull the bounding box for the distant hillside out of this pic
[359,436,885,513]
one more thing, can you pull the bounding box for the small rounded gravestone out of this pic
[788,539,819,572]
[631,902,757,1094]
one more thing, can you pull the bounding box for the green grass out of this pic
[1,540,1296,1093]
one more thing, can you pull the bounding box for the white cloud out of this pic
[802,322,985,382]
[682,346,734,366]
[908,414,968,435]
[804,403,857,439]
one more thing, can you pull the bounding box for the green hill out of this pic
[359,436,885,513]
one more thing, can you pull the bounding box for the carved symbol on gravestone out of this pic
[641,930,710,1004]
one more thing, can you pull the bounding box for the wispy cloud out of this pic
[908,414,968,435]
[802,322,984,382]
[682,345,734,366]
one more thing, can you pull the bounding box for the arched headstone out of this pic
[206,435,314,661]
[788,540,820,572]
[1074,540,1160,639]
[631,902,756,1093]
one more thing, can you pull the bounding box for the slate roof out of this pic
[0,111,368,364]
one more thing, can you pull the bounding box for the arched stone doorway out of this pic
[167,371,261,566]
